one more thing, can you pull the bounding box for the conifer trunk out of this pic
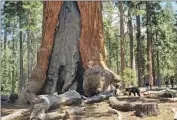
[118,1,126,75]
[146,2,153,88]
[136,4,143,87]
[18,1,111,104]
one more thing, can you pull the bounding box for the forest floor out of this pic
[1,95,177,120]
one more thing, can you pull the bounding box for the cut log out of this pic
[29,90,81,120]
[1,108,30,120]
[109,96,136,111]
[135,103,159,117]
[84,90,115,104]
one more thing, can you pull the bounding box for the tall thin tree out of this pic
[146,1,153,89]
[118,1,126,75]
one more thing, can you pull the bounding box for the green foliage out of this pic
[103,1,177,86]
[1,1,42,94]
[122,68,137,87]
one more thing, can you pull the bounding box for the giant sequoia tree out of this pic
[18,1,112,104]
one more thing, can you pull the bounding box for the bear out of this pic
[125,87,141,97]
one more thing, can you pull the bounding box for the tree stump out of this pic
[135,103,159,117]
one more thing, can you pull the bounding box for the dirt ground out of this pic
[1,97,177,120]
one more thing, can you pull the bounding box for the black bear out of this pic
[125,87,141,97]
[9,93,18,103]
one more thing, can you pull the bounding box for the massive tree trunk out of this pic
[78,1,107,69]
[18,2,63,104]
[118,1,126,76]
[146,2,153,88]
[18,1,112,104]
[43,1,82,94]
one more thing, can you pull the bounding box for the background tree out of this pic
[118,1,126,76]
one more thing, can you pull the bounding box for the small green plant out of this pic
[122,68,137,87]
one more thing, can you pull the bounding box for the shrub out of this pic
[122,68,137,87]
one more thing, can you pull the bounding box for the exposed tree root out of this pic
[28,90,81,119]
[84,89,116,104]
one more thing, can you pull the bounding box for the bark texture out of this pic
[43,1,83,94]
[83,65,116,97]
[29,90,81,119]
[146,2,153,88]
[118,1,126,75]
[18,1,120,104]
[77,1,108,69]
[128,5,135,71]
[136,4,143,87]
[18,1,62,104]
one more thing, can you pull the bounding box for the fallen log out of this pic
[1,108,30,120]
[1,106,85,120]
[135,103,159,117]
[143,88,177,98]
[160,97,177,102]
[29,90,82,120]
[109,96,137,111]
[84,90,115,104]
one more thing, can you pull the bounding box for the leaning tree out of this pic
[18,1,120,104]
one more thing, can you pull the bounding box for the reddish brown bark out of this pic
[18,2,62,104]
[77,1,108,70]
[31,1,63,90]
[18,1,119,104]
